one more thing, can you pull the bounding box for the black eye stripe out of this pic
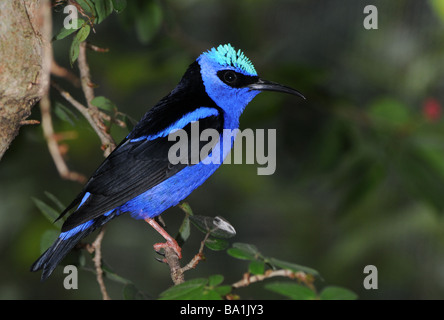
[223,71,237,83]
[217,70,259,88]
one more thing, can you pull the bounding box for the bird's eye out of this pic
[223,71,237,84]
[217,69,254,88]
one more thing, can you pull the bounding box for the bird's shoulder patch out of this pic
[130,106,221,142]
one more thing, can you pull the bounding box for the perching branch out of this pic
[49,72,112,299]
[180,232,209,273]
[231,269,313,290]
[49,37,187,295]
[86,228,110,300]
[78,42,96,105]
[39,92,87,184]
[77,42,115,157]
[51,79,119,156]
[51,59,81,87]
[162,231,209,285]
[163,247,185,285]
[48,44,118,299]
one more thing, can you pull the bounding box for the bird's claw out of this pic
[153,240,182,259]
[154,250,167,263]
[155,250,165,257]
[155,256,167,264]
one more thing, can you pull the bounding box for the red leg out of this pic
[144,217,182,259]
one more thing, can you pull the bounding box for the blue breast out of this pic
[120,113,238,220]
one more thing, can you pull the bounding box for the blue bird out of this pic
[31,44,305,280]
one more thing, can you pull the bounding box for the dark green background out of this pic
[2,0,444,299]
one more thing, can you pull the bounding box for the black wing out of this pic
[60,114,223,232]
[58,60,223,232]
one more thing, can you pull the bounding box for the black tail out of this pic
[31,213,117,281]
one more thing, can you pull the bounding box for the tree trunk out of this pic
[0,0,51,160]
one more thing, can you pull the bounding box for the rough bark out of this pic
[0,0,51,160]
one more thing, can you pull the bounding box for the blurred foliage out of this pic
[34,194,353,300]
[2,0,444,299]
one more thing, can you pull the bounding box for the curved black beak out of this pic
[248,78,306,100]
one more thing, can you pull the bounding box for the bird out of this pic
[31,43,305,281]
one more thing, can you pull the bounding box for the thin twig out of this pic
[39,4,113,298]
[231,269,308,289]
[77,43,117,295]
[78,42,95,104]
[85,42,109,53]
[20,119,40,125]
[52,81,90,117]
[77,42,119,296]
[51,59,80,87]
[162,231,210,285]
[164,247,185,285]
[77,42,115,156]
[180,232,209,273]
[68,0,96,29]
[49,42,117,300]
[51,79,116,299]
[51,81,115,154]
[39,93,87,184]
[86,228,110,300]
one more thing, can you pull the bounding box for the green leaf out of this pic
[123,283,144,300]
[91,96,117,112]
[32,197,63,228]
[320,286,358,300]
[189,215,213,234]
[214,285,231,296]
[413,140,444,180]
[249,260,265,275]
[178,202,194,216]
[269,258,320,277]
[54,18,85,41]
[78,250,87,267]
[430,0,444,24]
[122,114,137,132]
[112,0,127,12]
[101,264,136,285]
[227,247,255,261]
[208,274,224,287]
[211,216,236,238]
[40,229,59,253]
[76,0,96,15]
[189,215,236,238]
[69,39,82,66]
[227,243,261,261]
[94,0,114,24]
[175,203,193,246]
[205,238,229,251]
[159,278,208,300]
[44,191,66,212]
[53,101,78,126]
[201,289,223,300]
[368,98,410,129]
[123,283,136,299]
[265,282,316,300]
[233,243,261,257]
[69,24,91,65]
[134,0,163,44]
[175,214,190,247]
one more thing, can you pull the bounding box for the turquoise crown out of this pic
[205,44,257,76]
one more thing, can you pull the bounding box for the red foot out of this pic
[145,217,182,259]
[153,240,182,259]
